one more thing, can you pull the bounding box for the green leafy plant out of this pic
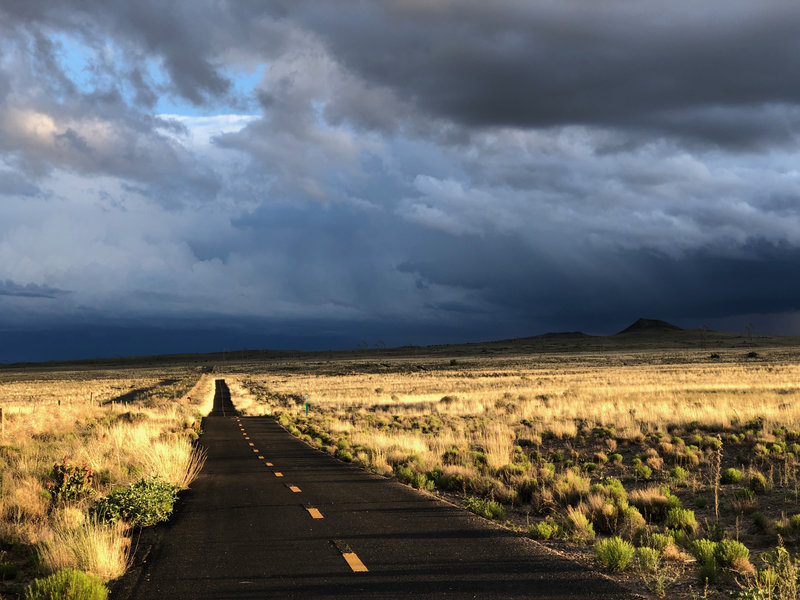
[23,568,108,600]
[594,537,635,572]
[92,478,180,527]
[463,497,505,521]
[690,539,718,583]
[528,520,556,540]
[47,460,95,505]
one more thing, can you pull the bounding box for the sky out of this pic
[2,1,800,362]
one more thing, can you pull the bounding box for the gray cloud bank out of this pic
[1,1,800,360]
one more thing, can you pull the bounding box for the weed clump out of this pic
[594,537,635,572]
[721,468,743,484]
[48,461,95,505]
[463,497,505,521]
[23,568,108,600]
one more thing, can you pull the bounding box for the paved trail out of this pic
[115,380,637,599]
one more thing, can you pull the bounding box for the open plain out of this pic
[2,324,800,598]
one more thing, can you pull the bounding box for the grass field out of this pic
[2,328,800,599]
[0,364,211,597]
[220,339,800,599]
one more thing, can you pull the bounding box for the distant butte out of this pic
[616,318,683,335]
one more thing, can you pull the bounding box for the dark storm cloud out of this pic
[282,0,800,148]
[0,280,67,299]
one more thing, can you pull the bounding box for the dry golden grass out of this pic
[38,518,130,581]
[0,367,214,591]
[234,348,800,473]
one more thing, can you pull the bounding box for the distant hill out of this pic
[616,318,683,335]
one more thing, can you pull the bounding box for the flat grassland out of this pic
[220,334,800,599]
[2,329,800,599]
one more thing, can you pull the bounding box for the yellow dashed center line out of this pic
[274,472,284,477]
[306,507,323,519]
[258,455,265,459]
[253,449,259,453]
[265,462,273,466]
[289,485,301,493]
[248,442,254,446]
[342,552,368,572]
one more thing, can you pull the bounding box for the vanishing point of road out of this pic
[114,380,638,599]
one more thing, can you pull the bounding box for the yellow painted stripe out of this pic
[342,552,368,572]
[253,449,259,453]
[274,472,284,477]
[265,462,273,466]
[306,507,323,519]
[248,442,254,446]
[258,455,265,459]
[244,436,249,439]
[289,485,301,493]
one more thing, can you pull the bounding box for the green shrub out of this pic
[715,539,750,567]
[334,448,353,462]
[24,568,108,600]
[666,507,697,535]
[721,468,743,484]
[635,546,660,572]
[411,473,434,491]
[643,532,670,552]
[528,520,556,540]
[463,497,505,521]
[789,514,800,531]
[47,461,95,505]
[92,478,180,527]
[609,453,623,464]
[594,537,635,572]
[690,539,718,583]
[670,466,687,483]
[496,463,526,484]
[750,472,768,495]
[635,463,652,480]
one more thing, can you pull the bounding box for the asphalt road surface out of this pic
[114,380,638,599]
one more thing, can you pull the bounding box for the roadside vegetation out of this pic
[0,366,211,599]
[229,347,800,599]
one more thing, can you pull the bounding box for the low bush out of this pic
[463,497,505,521]
[721,468,743,484]
[690,539,718,583]
[635,546,660,572]
[93,478,180,527]
[666,507,698,535]
[48,461,95,505]
[750,472,768,495]
[528,520,556,540]
[23,568,108,600]
[594,537,635,572]
[715,539,749,567]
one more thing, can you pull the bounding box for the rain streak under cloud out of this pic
[2,0,800,361]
